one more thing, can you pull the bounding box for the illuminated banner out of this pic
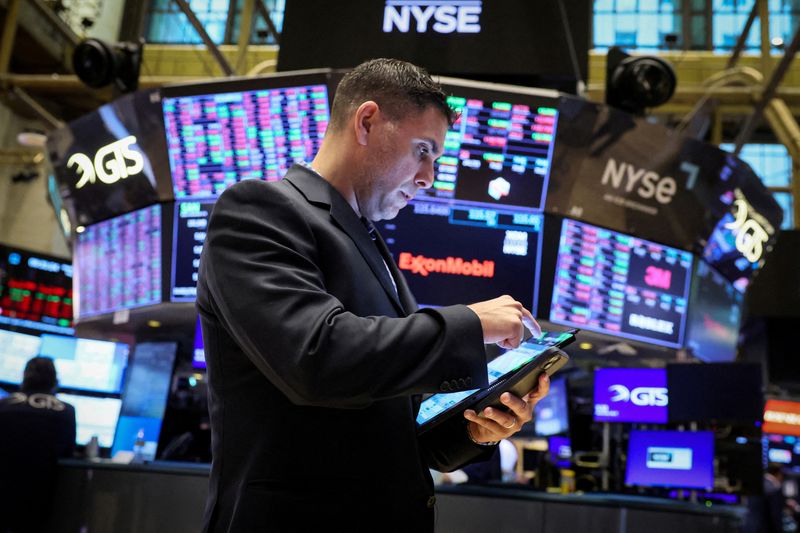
[546,97,783,252]
[593,368,668,423]
[764,399,800,437]
[47,89,172,226]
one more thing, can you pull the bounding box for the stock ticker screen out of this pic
[549,219,693,348]
[418,86,559,212]
[162,83,329,199]
[75,205,162,318]
[0,246,73,335]
[171,201,214,301]
[378,200,543,309]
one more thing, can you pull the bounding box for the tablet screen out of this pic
[416,330,574,429]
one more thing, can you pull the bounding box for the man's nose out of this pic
[415,160,435,189]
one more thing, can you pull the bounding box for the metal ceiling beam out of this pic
[172,0,234,76]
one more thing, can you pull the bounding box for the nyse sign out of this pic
[724,188,774,263]
[67,135,144,189]
[383,1,482,34]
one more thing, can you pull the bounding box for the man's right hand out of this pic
[466,295,541,349]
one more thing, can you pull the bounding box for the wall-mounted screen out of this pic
[171,201,214,301]
[39,334,129,394]
[764,399,800,437]
[534,375,569,436]
[685,260,743,363]
[57,393,122,448]
[593,368,668,423]
[548,219,693,348]
[416,81,559,213]
[626,430,714,490]
[0,329,43,385]
[667,363,763,423]
[0,245,73,335]
[378,200,543,309]
[74,204,162,318]
[162,73,331,200]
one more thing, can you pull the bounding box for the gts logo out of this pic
[609,385,668,407]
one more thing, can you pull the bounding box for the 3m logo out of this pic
[383,0,482,34]
[398,253,494,277]
[644,266,672,290]
[67,135,144,189]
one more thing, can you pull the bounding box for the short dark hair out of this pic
[329,58,456,131]
[21,357,58,393]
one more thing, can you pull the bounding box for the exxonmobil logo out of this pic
[398,253,494,277]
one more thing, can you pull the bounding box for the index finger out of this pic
[520,308,541,338]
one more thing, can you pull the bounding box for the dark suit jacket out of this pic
[197,165,494,532]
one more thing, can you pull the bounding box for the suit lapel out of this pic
[283,165,407,316]
[372,229,417,314]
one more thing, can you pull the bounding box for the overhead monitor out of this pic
[0,245,73,335]
[625,430,715,490]
[171,201,214,301]
[548,218,693,348]
[417,80,560,213]
[57,393,122,448]
[593,368,668,424]
[378,200,543,309]
[764,399,800,437]
[667,363,763,423]
[161,71,331,200]
[192,316,206,370]
[0,329,43,385]
[112,342,177,462]
[534,375,569,436]
[74,204,163,318]
[685,260,743,363]
[39,334,129,394]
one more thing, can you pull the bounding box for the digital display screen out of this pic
[171,201,214,301]
[667,363,763,423]
[163,83,329,199]
[112,342,176,461]
[0,246,73,335]
[549,435,572,468]
[57,393,122,448]
[626,430,714,490]
[765,434,800,467]
[685,260,743,363]
[534,375,569,436]
[74,204,162,318]
[378,200,543,310]
[764,399,800,437]
[593,368,668,423]
[39,334,129,394]
[192,316,206,369]
[0,329,43,385]
[549,219,693,348]
[416,86,559,212]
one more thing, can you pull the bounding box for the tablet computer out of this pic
[416,329,577,435]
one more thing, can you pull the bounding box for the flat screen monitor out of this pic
[534,375,568,436]
[161,72,331,200]
[171,201,214,301]
[0,245,73,335]
[57,393,122,448]
[685,260,743,363]
[765,434,800,467]
[548,219,693,348]
[0,329,42,385]
[626,430,715,490]
[192,316,206,369]
[667,363,763,423]
[74,204,163,318]
[112,342,177,461]
[39,334,129,394]
[377,200,543,309]
[549,435,572,468]
[415,81,559,213]
[593,368,668,423]
[764,399,800,437]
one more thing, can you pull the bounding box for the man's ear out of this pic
[354,101,379,146]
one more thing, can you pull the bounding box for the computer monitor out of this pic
[378,200,543,309]
[57,393,122,448]
[549,435,572,468]
[764,399,800,437]
[593,368,668,423]
[112,342,177,461]
[74,204,163,318]
[39,334,129,394]
[534,375,568,436]
[192,316,206,370]
[171,200,214,301]
[625,430,714,490]
[0,245,73,335]
[415,80,560,213]
[161,71,332,200]
[0,329,43,385]
[765,434,800,467]
[548,218,693,348]
[667,363,763,423]
[685,260,743,363]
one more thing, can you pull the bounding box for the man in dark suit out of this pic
[197,58,549,532]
